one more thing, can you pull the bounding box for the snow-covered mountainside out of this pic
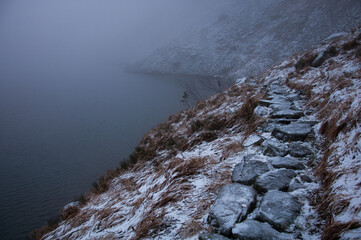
[31,27,361,239]
[132,0,361,79]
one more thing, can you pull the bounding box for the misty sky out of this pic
[0,0,228,74]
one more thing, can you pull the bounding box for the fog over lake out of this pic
[0,1,226,239]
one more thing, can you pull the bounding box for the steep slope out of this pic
[32,28,361,239]
[132,0,361,78]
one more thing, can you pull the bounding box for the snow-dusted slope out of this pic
[31,27,361,240]
[132,0,361,78]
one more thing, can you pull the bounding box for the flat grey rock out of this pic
[243,135,263,147]
[257,191,301,231]
[232,155,270,185]
[232,219,291,240]
[268,157,305,170]
[255,169,296,192]
[199,233,231,240]
[272,123,312,141]
[208,184,256,236]
[262,139,288,157]
[288,143,312,157]
[272,110,304,119]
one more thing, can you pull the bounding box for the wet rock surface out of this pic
[256,191,301,231]
[288,143,312,157]
[272,122,312,141]
[268,157,305,170]
[208,184,256,236]
[205,83,316,239]
[255,169,296,192]
[232,155,270,185]
[231,219,290,240]
[262,139,288,157]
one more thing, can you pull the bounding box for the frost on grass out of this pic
[38,27,361,240]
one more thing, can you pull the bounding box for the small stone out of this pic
[232,155,270,185]
[268,157,305,170]
[272,123,312,141]
[255,169,296,192]
[254,106,273,117]
[257,191,301,231]
[243,135,263,147]
[231,219,291,240]
[272,110,304,119]
[262,139,288,157]
[199,233,231,240]
[288,143,312,157]
[208,184,256,236]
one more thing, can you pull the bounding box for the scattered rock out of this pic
[232,219,291,240]
[232,155,270,185]
[254,106,273,117]
[272,123,312,141]
[243,135,263,147]
[288,143,312,157]
[262,139,288,157]
[255,169,296,192]
[208,184,256,236]
[199,233,231,240]
[268,157,305,170]
[272,110,304,119]
[257,191,301,231]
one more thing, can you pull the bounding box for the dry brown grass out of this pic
[131,209,168,240]
[173,157,207,178]
[322,220,361,240]
[178,220,209,238]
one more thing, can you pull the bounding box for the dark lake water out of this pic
[0,66,220,239]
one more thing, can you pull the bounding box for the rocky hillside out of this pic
[30,27,361,240]
[131,0,361,79]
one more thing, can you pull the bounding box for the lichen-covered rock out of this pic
[268,157,305,170]
[255,169,296,192]
[231,219,291,240]
[272,123,312,141]
[271,110,304,119]
[257,191,301,231]
[199,233,231,240]
[208,184,256,236]
[262,139,288,157]
[232,155,270,185]
[288,143,312,157]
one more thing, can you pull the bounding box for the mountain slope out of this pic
[132,0,361,79]
[32,27,361,239]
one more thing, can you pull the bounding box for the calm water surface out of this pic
[0,67,200,239]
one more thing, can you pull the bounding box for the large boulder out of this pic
[199,233,231,240]
[231,219,291,240]
[262,139,288,157]
[232,155,270,185]
[208,184,256,236]
[288,143,312,157]
[255,169,296,192]
[257,191,301,231]
[272,123,312,141]
[268,157,305,170]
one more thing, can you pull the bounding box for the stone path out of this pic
[200,83,318,239]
